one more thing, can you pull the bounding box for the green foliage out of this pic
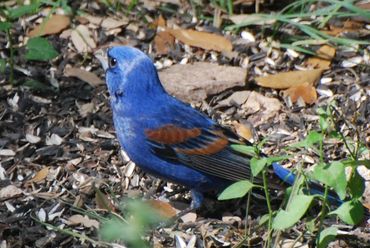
[330,199,364,225]
[6,3,41,20]
[0,59,6,74]
[100,199,166,247]
[272,194,314,230]
[225,0,370,53]
[26,37,59,61]
[288,131,323,149]
[230,144,257,157]
[223,102,368,246]
[312,162,347,199]
[0,21,11,31]
[2,1,64,85]
[218,180,254,200]
[317,227,337,248]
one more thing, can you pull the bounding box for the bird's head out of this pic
[96,46,166,104]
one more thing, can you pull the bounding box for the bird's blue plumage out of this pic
[102,46,341,208]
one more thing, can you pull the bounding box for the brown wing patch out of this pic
[145,124,201,145]
[176,130,228,155]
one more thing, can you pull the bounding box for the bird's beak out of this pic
[94,48,108,71]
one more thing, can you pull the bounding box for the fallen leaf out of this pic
[101,17,128,30]
[233,121,255,141]
[229,14,276,26]
[242,91,282,127]
[28,167,50,184]
[67,214,100,229]
[95,190,116,212]
[83,14,103,25]
[356,2,370,10]
[76,102,94,117]
[306,45,336,69]
[324,20,364,36]
[0,149,15,156]
[168,29,232,52]
[159,62,246,102]
[28,15,70,37]
[71,25,96,53]
[180,212,197,223]
[147,199,177,218]
[0,185,22,200]
[26,133,41,144]
[216,90,250,107]
[255,69,323,89]
[283,82,317,104]
[46,133,63,145]
[153,15,166,28]
[154,31,175,55]
[64,67,103,87]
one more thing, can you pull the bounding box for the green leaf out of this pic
[258,213,269,226]
[218,180,254,200]
[26,37,59,61]
[272,194,314,230]
[7,3,40,20]
[319,115,329,131]
[330,199,364,225]
[312,162,347,199]
[289,131,323,149]
[317,227,337,248]
[230,144,257,157]
[0,58,6,74]
[23,79,55,92]
[347,169,365,198]
[0,21,11,32]
[250,157,268,177]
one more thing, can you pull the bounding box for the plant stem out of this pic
[262,170,273,248]
[6,28,14,85]
[316,185,329,245]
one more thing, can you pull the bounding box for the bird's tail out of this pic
[272,162,343,206]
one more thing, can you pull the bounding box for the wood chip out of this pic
[71,25,96,53]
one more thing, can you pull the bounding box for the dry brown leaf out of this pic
[356,2,370,10]
[67,214,100,229]
[147,199,177,218]
[283,82,317,104]
[306,45,336,69]
[168,29,232,52]
[255,69,323,89]
[0,185,23,200]
[28,15,70,37]
[324,20,364,36]
[101,17,128,30]
[71,25,96,53]
[95,190,116,212]
[154,31,175,55]
[232,121,255,141]
[153,15,166,28]
[64,67,103,87]
[28,167,50,184]
[242,91,281,127]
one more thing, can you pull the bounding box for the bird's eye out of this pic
[108,57,117,68]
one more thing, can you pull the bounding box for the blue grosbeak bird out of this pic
[97,46,340,209]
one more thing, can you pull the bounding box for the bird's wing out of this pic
[144,123,257,182]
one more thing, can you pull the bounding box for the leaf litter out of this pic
[0,1,369,247]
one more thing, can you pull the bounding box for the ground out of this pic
[0,1,369,247]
